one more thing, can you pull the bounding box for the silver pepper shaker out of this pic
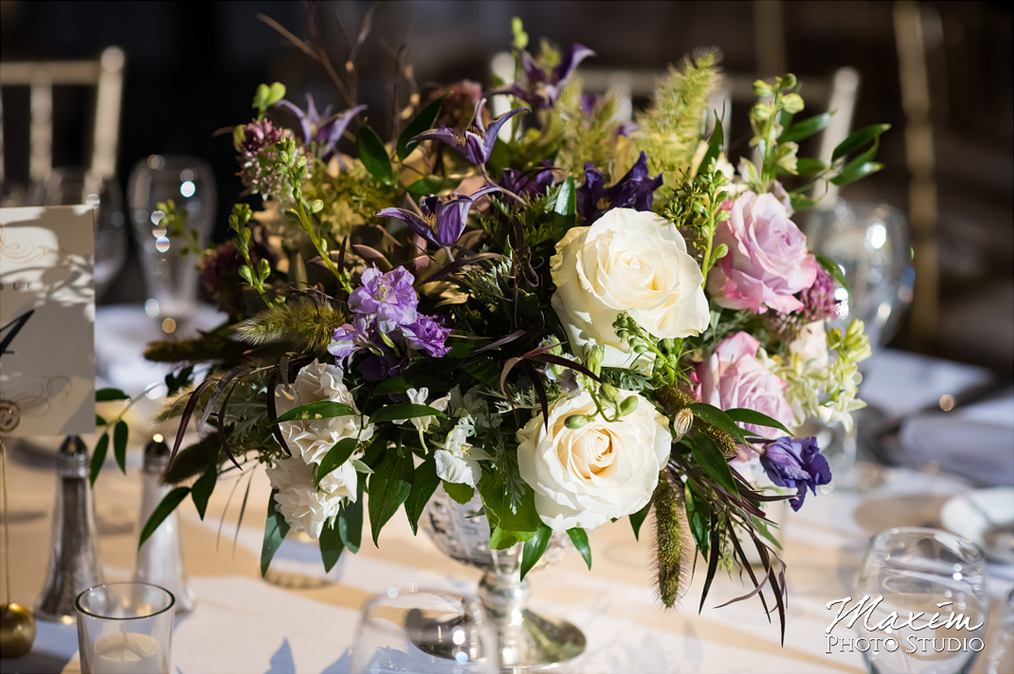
[35,436,105,623]
[133,435,194,612]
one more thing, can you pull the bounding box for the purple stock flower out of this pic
[409,97,528,165]
[797,267,840,323]
[237,118,290,196]
[576,151,664,223]
[759,436,831,511]
[497,44,596,111]
[328,266,453,380]
[498,161,557,200]
[403,315,453,358]
[377,185,502,249]
[350,266,419,332]
[276,95,366,160]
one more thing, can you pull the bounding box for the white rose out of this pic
[276,360,373,465]
[550,208,710,369]
[265,456,347,539]
[517,390,671,531]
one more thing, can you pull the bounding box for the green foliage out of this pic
[635,52,722,205]
[237,297,346,352]
[139,486,191,549]
[261,490,290,576]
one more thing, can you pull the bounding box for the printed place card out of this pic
[1,205,95,437]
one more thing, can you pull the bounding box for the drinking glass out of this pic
[984,589,1014,674]
[24,167,128,300]
[75,582,175,674]
[856,527,988,674]
[807,200,914,350]
[351,588,499,674]
[128,155,215,329]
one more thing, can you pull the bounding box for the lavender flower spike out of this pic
[759,436,831,511]
[276,94,366,159]
[377,184,502,249]
[409,98,528,165]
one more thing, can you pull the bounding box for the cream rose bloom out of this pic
[517,390,671,531]
[550,208,710,368]
[275,360,373,465]
[265,456,355,539]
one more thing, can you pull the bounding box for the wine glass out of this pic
[807,199,914,350]
[128,154,216,331]
[35,167,128,301]
[856,527,988,674]
[351,588,499,674]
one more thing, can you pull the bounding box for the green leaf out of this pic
[551,176,576,230]
[689,403,747,443]
[567,527,592,570]
[490,526,529,550]
[96,388,129,402]
[338,487,364,553]
[793,157,827,176]
[628,501,651,541]
[830,160,884,186]
[479,474,541,535]
[699,109,725,170]
[443,481,475,505]
[315,438,359,488]
[350,458,374,475]
[113,420,129,475]
[274,401,355,424]
[520,525,552,581]
[404,458,440,535]
[191,466,218,520]
[789,192,819,212]
[372,375,452,398]
[461,357,500,388]
[95,414,106,427]
[778,112,833,143]
[691,434,739,496]
[831,123,890,163]
[89,433,109,487]
[396,94,449,161]
[261,490,290,576]
[368,451,414,545]
[815,253,851,296]
[368,403,447,425]
[684,483,712,556]
[139,487,190,549]
[357,124,394,186]
[406,175,461,200]
[319,517,345,573]
[724,408,792,435]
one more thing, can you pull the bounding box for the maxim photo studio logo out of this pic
[824,595,986,655]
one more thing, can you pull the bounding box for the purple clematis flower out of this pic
[276,94,366,160]
[576,151,664,224]
[759,436,831,511]
[495,44,596,111]
[350,266,419,332]
[377,184,502,249]
[499,161,557,200]
[409,98,528,165]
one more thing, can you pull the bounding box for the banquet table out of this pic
[2,308,1013,674]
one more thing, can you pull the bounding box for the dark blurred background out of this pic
[1,0,1011,374]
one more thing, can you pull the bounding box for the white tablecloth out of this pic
[3,334,1013,674]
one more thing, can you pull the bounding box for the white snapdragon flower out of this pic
[434,417,491,487]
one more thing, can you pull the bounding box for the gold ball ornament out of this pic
[0,602,36,658]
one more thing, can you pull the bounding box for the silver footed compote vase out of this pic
[419,485,587,671]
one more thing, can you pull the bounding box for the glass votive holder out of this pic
[75,582,175,674]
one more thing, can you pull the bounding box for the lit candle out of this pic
[92,631,164,674]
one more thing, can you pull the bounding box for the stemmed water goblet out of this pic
[127,155,216,333]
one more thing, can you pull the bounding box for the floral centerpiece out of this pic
[133,17,884,637]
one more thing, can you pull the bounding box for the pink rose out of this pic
[697,332,794,442]
[707,191,817,313]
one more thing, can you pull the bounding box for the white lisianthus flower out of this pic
[434,417,491,487]
[550,208,710,369]
[276,360,373,465]
[517,390,671,531]
[265,457,348,539]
